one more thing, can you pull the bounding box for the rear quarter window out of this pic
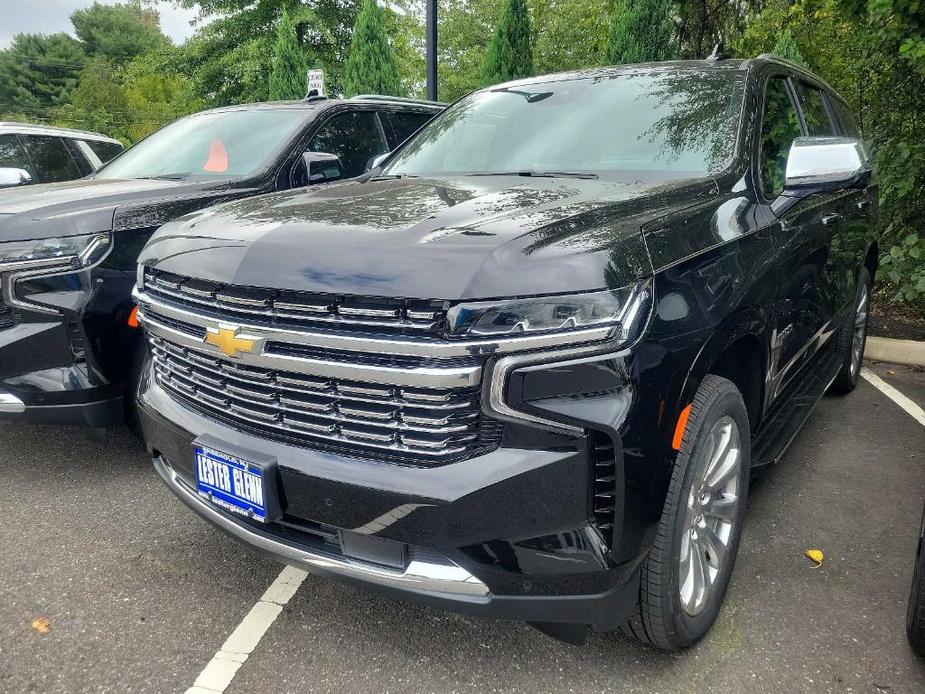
[85,140,125,164]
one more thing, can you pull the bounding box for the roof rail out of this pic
[350,94,447,107]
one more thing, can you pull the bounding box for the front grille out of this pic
[590,432,618,548]
[149,335,501,464]
[144,268,449,337]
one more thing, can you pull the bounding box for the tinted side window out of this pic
[759,77,803,199]
[795,82,835,136]
[85,140,125,164]
[308,110,388,178]
[21,135,82,182]
[829,99,861,139]
[0,135,35,177]
[63,139,95,176]
[385,111,436,147]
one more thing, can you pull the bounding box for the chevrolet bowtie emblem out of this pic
[204,326,258,358]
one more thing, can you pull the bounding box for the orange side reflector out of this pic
[127,305,140,328]
[672,403,692,450]
[202,138,229,173]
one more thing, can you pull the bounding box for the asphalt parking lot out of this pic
[2,362,925,694]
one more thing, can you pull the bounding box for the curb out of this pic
[865,336,925,367]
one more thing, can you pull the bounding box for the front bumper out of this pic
[139,374,642,632]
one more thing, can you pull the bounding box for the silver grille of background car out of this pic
[136,268,502,464]
[0,296,14,330]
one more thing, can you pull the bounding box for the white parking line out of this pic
[185,565,308,694]
[860,367,925,427]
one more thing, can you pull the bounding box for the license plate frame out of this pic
[192,436,281,523]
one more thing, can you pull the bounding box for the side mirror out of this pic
[783,137,870,196]
[366,152,390,173]
[302,152,344,185]
[0,167,33,189]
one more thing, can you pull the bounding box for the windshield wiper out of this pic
[370,173,419,180]
[467,170,599,180]
[134,174,188,181]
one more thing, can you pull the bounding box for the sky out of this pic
[0,0,201,49]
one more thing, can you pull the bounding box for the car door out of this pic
[757,74,819,397]
[288,108,390,187]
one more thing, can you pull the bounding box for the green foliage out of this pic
[481,0,534,86]
[71,1,166,61]
[603,0,675,65]
[881,232,925,304]
[769,29,808,67]
[269,9,309,100]
[343,0,404,97]
[177,0,357,103]
[0,33,85,120]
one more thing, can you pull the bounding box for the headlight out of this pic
[445,283,650,343]
[0,233,112,314]
[0,232,112,273]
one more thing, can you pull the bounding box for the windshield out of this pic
[96,109,307,180]
[385,70,743,179]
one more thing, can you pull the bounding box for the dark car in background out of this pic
[0,122,124,187]
[0,96,443,428]
[134,57,878,649]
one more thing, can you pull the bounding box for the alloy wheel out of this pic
[679,415,743,616]
[851,284,869,376]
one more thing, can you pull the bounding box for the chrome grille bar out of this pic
[149,336,486,460]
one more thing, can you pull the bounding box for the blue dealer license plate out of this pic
[195,445,267,522]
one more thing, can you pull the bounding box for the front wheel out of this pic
[829,268,871,394]
[622,375,751,650]
[907,504,925,656]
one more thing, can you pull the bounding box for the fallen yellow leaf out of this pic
[31,617,51,634]
[887,369,896,376]
[805,549,824,567]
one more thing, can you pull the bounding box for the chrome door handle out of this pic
[821,213,843,227]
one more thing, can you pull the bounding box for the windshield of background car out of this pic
[95,109,307,180]
[384,70,743,179]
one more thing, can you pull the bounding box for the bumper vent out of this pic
[144,268,448,337]
[149,335,501,464]
[590,432,618,549]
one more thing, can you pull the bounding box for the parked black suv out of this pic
[0,96,442,427]
[135,58,878,649]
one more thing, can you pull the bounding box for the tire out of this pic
[907,504,925,657]
[829,268,871,394]
[621,375,751,650]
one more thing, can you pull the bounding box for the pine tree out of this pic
[603,0,674,65]
[770,29,809,68]
[269,9,307,101]
[343,0,403,98]
[481,0,534,86]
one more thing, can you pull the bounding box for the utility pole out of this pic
[426,0,437,101]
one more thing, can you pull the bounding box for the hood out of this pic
[0,177,240,243]
[141,175,717,300]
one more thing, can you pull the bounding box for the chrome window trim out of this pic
[133,288,616,359]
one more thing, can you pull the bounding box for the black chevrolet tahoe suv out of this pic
[134,57,878,649]
[0,96,442,427]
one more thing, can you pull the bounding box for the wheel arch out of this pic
[675,309,770,438]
